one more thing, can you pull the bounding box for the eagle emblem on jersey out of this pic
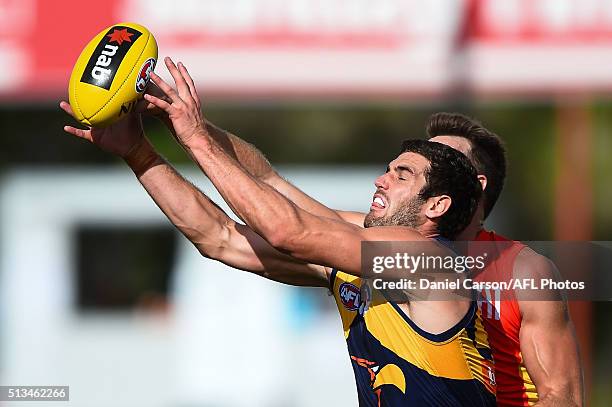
[351,356,406,406]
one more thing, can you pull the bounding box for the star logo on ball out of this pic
[106,28,134,45]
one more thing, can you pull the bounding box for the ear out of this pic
[477,174,487,191]
[424,195,452,220]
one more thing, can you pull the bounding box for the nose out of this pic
[375,173,389,190]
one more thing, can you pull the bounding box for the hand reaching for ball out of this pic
[143,57,207,147]
[61,56,205,163]
[60,101,146,159]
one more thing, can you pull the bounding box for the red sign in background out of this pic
[463,0,612,95]
[2,0,612,100]
[0,0,118,100]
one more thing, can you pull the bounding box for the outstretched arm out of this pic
[208,125,363,224]
[144,58,436,276]
[144,68,363,225]
[515,248,584,407]
[60,102,328,287]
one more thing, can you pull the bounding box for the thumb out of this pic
[63,125,94,143]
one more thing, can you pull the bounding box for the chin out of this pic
[364,212,387,228]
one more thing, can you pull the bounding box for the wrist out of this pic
[124,138,162,177]
[184,129,214,153]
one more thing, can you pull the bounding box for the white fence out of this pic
[0,166,381,407]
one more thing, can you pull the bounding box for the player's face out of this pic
[364,152,429,228]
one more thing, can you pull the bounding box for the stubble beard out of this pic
[363,195,426,229]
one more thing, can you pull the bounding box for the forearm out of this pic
[519,306,583,407]
[125,138,329,286]
[534,392,581,407]
[181,134,398,276]
[529,323,583,407]
[172,116,346,221]
[204,120,276,180]
[515,253,584,407]
[532,369,582,407]
[124,138,233,258]
[159,111,276,179]
[204,122,348,221]
[163,115,274,177]
[183,134,304,248]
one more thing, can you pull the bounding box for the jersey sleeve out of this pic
[329,269,363,338]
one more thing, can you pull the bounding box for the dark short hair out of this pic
[426,112,506,219]
[400,139,481,239]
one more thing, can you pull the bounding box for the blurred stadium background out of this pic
[0,0,611,405]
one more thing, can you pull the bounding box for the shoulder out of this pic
[513,246,559,281]
[513,247,568,319]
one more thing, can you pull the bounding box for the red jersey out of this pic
[473,230,539,406]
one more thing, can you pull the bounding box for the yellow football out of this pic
[68,22,157,127]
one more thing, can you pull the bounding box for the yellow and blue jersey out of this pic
[330,269,497,406]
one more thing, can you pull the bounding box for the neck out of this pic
[456,203,485,241]
[418,222,442,239]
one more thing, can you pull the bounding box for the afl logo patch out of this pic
[80,26,143,90]
[135,58,156,93]
[339,282,361,311]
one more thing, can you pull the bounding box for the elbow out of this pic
[536,391,583,407]
[257,204,308,254]
[265,226,305,255]
[265,228,293,252]
[196,241,225,261]
[194,221,232,261]
[536,379,584,407]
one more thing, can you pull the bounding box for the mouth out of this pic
[371,194,387,210]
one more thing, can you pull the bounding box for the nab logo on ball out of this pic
[80,26,143,90]
[135,58,156,93]
[339,282,361,311]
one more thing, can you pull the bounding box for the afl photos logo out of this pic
[135,58,156,92]
[80,26,143,90]
[339,282,361,311]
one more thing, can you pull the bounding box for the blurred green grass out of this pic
[1,100,610,404]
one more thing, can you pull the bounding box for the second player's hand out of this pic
[136,82,179,138]
[136,82,172,118]
[144,57,207,147]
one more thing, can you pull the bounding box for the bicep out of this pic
[335,210,366,226]
[216,223,330,287]
[519,301,582,404]
[515,249,583,405]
